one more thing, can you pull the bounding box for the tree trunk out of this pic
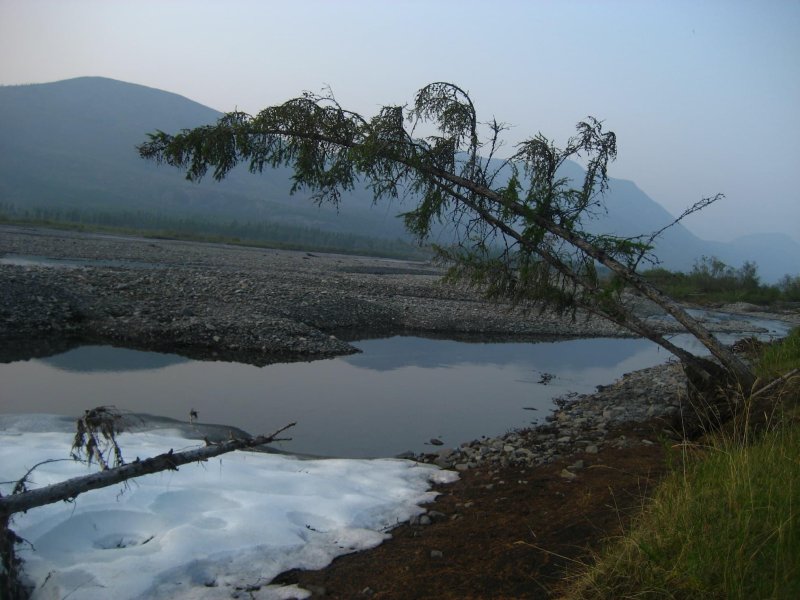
[141,119,756,388]
[424,169,753,388]
[1,515,26,600]
[430,166,756,389]
[0,425,294,518]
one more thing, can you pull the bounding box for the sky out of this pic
[1,0,798,243]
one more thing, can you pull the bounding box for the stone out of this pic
[430,550,444,559]
[304,584,327,596]
[585,444,599,454]
[560,469,577,480]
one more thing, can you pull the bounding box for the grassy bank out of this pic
[564,328,800,599]
[642,257,800,306]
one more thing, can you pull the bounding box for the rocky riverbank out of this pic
[275,363,694,599]
[414,360,686,472]
[0,225,775,366]
[4,225,797,598]
[4,224,787,466]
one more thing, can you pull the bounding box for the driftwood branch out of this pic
[0,423,295,518]
[751,368,800,399]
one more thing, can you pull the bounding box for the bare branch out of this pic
[633,193,724,269]
[0,423,295,518]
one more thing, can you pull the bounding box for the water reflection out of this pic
[42,346,189,373]
[0,321,790,458]
[344,336,660,372]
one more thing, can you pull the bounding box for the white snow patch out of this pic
[0,420,457,599]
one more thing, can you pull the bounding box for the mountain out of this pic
[0,77,410,238]
[588,179,798,282]
[556,161,705,265]
[554,162,798,282]
[0,77,796,281]
[710,233,800,283]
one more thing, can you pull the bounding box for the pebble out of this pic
[2,226,790,479]
[5,226,776,366]
[304,585,327,596]
[414,361,689,470]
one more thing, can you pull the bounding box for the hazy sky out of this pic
[1,0,798,243]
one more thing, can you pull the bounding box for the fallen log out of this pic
[0,422,295,517]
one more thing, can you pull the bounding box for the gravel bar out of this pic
[1,225,775,366]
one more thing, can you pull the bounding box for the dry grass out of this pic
[562,328,800,600]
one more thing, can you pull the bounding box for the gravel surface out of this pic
[0,227,626,361]
[416,361,687,469]
[2,225,777,367]
[3,225,797,600]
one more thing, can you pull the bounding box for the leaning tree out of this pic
[138,82,755,391]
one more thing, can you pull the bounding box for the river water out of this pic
[0,315,790,458]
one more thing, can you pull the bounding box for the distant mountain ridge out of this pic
[0,76,410,239]
[580,171,799,282]
[0,77,796,281]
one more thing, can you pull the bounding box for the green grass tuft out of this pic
[756,327,800,381]
[564,330,800,599]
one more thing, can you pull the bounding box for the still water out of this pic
[0,322,789,458]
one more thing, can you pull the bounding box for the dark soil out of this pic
[275,420,670,600]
